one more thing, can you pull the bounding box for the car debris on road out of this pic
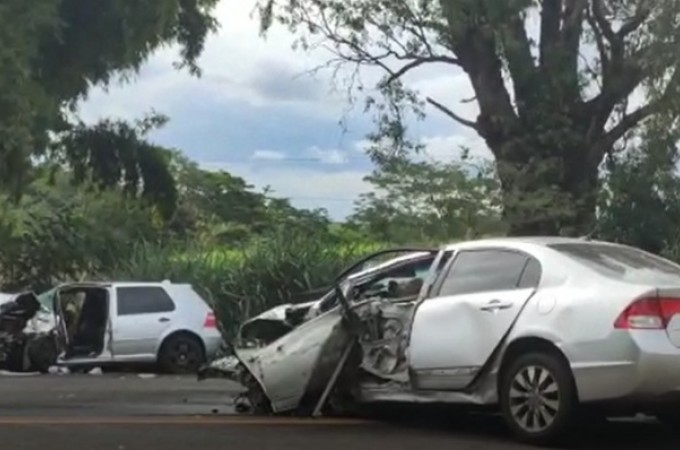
[200,237,680,445]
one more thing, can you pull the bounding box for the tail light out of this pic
[614,297,680,329]
[204,311,217,328]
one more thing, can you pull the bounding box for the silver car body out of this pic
[212,237,680,417]
[43,281,222,367]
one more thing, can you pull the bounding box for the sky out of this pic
[76,1,493,220]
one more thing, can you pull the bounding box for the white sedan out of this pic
[203,237,680,445]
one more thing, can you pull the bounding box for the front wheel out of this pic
[499,352,578,446]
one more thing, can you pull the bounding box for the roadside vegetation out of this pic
[3,1,680,336]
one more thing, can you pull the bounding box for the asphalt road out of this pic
[0,373,678,450]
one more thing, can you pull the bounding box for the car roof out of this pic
[55,280,190,289]
[440,236,616,252]
[345,251,434,282]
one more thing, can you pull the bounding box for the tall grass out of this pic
[106,230,383,339]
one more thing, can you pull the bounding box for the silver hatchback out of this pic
[36,281,223,373]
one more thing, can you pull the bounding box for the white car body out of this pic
[206,237,680,444]
[39,281,223,373]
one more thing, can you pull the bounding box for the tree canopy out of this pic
[350,152,504,243]
[256,0,680,235]
[0,0,218,196]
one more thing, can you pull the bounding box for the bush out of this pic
[106,229,383,339]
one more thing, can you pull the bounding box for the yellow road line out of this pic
[0,416,375,426]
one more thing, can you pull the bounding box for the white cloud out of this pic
[251,150,287,161]
[306,146,348,165]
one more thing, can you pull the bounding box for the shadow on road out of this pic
[357,404,680,449]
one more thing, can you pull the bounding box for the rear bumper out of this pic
[202,335,223,359]
[569,330,680,404]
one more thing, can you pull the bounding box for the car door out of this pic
[111,285,177,360]
[408,248,541,391]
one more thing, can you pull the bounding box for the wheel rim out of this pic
[169,341,198,369]
[509,365,560,433]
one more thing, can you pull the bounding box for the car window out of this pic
[36,288,56,311]
[437,249,530,296]
[116,286,175,316]
[518,258,542,288]
[549,242,680,284]
[352,256,435,300]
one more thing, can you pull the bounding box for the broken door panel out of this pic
[408,288,536,390]
[235,306,351,413]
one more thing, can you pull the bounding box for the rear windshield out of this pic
[549,243,680,284]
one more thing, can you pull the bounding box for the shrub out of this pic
[106,229,383,339]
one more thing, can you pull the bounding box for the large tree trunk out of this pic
[491,128,600,237]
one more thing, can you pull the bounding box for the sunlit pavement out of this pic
[0,374,678,450]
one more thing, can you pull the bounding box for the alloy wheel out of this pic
[508,365,561,433]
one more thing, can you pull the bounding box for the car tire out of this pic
[27,336,58,374]
[499,351,578,446]
[158,334,205,374]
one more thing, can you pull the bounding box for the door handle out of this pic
[158,317,170,323]
[480,299,513,312]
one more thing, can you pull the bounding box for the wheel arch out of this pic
[498,336,579,401]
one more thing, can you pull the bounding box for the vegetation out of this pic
[3,0,680,339]
[256,0,680,236]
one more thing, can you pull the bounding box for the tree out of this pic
[0,170,162,291]
[166,152,271,242]
[350,153,504,243]
[0,0,218,195]
[165,152,332,244]
[597,123,680,254]
[51,113,179,219]
[256,0,680,235]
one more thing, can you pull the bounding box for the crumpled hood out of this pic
[238,300,320,343]
[0,292,53,335]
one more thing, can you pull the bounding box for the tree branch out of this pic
[595,69,680,156]
[562,0,588,85]
[618,5,651,38]
[591,0,616,43]
[500,13,536,112]
[540,0,562,66]
[440,1,517,148]
[426,97,478,130]
[382,56,460,86]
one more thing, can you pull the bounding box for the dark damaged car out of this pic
[0,292,57,373]
[199,237,680,445]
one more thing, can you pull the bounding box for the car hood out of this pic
[0,292,48,334]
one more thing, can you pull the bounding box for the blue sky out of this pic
[78,1,491,220]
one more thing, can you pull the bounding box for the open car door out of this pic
[52,288,70,358]
[234,285,357,414]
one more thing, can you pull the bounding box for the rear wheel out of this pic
[499,352,578,446]
[158,334,205,374]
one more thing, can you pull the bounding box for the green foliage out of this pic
[597,123,680,254]
[51,113,179,219]
[350,153,505,244]
[256,0,680,235]
[107,229,382,339]
[166,151,333,245]
[0,0,218,197]
[0,171,161,292]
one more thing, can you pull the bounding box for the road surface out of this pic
[0,373,677,450]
